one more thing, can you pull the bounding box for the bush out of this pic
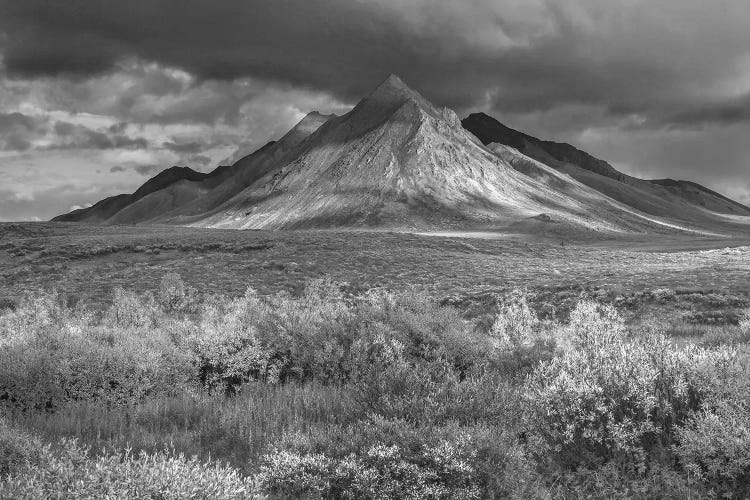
[10,279,750,497]
[105,287,161,328]
[675,400,750,496]
[488,291,554,376]
[0,297,16,313]
[739,308,750,334]
[674,346,750,496]
[260,417,535,499]
[179,289,275,392]
[0,424,264,499]
[523,301,712,472]
[0,420,45,477]
[158,272,200,313]
[357,288,487,375]
[348,323,515,424]
[0,292,194,410]
[256,279,356,383]
[177,282,494,392]
[548,462,699,499]
[650,288,676,304]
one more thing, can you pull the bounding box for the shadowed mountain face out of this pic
[461,113,623,180]
[54,75,750,235]
[54,166,217,223]
[461,112,750,218]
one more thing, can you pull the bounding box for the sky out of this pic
[0,0,749,221]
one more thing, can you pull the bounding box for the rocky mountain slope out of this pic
[461,112,750,218]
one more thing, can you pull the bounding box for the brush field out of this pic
[1,222,750,498]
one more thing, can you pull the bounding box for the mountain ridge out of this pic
[53,75,750,235]
[461,112,750,217]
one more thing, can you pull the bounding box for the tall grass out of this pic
[12,383,356,471]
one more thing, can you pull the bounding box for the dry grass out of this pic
[9,383,355,472]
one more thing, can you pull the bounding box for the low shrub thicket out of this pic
[0,290,193,410]
[258,418,536,500]
[523,302,714,471]
[2,274,750,497]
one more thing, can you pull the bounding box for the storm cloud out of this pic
[2,1,749,116]
[0,0,749,219]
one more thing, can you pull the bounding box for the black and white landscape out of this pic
[2,2,750,498]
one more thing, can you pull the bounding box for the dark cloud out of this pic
[162,141,203,154]
[0,0,749,211]
[49,121,149,150]
[0,112,36,131]
[134,165,160,176]
[1,0,748,122]
[667,93,750,129]
[109,165,126,173]
[187,154,212,167]
[0,112,46,151]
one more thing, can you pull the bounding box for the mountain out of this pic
[648,178,750,214]
[54,166,218,223]
[54,75,749,235]
[461,112,750,218]
[53,111,335,224]
[155,74,669,232]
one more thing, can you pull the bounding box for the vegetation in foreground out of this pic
[1,274,749,498]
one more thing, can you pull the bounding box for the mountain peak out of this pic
[366,73,423,105]
[298,111,335,127]
[303,110,330,120]
[379,73,409,90]
[345,73,439,130]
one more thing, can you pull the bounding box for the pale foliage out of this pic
[523,300,724,470]
[490,291,539,353]
[0,420,265,499]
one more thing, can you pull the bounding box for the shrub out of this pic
[357,288,486,374]
[179,279,357,389]
[104,287,161,328]
[180,289,275,392]
[523,301,712,472]
[0,419,44,477]
[0,291,194,410]
[675,400,750,496]
[548,462,700,499]
[0,328,194,410]
[257,279,356,382]
[260,418,533,499]
[650,288,676,304]
[674,346,750,496]
[739,308,750,334]
[178,281,492,392]
[158,272,200,313]
[348,324,515,424]
[488,291,554,376]
[262,442,481,500]
[0,297,16,313]
[0,429,265,499]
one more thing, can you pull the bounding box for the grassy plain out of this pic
[2,222,749,310]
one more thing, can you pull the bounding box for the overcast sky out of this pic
[1,0,749,221]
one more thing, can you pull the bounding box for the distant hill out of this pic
[461,112,750,218]
[54,166,220,223]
